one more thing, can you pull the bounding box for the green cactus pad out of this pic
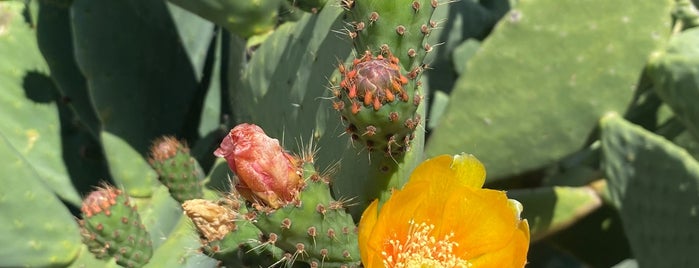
[647,27,699,141]
[71,0,204,155]
[601,113,699,267]
[149,136,205,203]
[167,0,283,38]
[252,163,360,267]
[36,1,101,137]
[0,134,83,267]
[0,0,83,205]
[426,0,674,180]
[145,217,218,268]
[343,0,439,72]
[508,186,602,242]
[101,132,158,197]
[80,186,153,268]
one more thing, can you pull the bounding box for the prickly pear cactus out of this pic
[79,186,153,267]
[6,0,699,266]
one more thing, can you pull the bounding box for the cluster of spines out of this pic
[148,136,204,203]
[79,186,153,268]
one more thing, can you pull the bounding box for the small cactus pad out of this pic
[79,186,153,268]
[148,136,204,203]
[335,50,421,155]
[342,0,439,71]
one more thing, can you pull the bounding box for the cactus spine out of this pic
[79,186,153,268]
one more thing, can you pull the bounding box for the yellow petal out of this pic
[469,219,530,268]
[359,199,380,267]
[408,154,486,190]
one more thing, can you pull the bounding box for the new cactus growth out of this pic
[148,136,205,203]
[79,186,153,268]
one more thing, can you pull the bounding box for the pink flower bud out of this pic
[214,123,302,209]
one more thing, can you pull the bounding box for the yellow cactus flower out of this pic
[359,154,530,268]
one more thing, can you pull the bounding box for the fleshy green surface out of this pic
[0,1,81,205]
[71,0,203,155]
[145,217,218,268]
[0,134,82,267]
[101,132,158,197]
[601,113,699,267]
[426,0,674,180]
[167,0,283,38]
[647,27,699,140]
[508,186,601,241]
[36,1,100,137]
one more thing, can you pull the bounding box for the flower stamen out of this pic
[382,220,472,268]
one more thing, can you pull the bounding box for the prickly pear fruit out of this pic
[251,162,361,267]
[79,186,152,268]
[342,0,439,71]
[148,136,204,203]
[334,49,422,155]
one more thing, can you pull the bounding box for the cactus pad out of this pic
[601,113,699,267]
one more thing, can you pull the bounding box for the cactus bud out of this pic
[214,123,303,209]
[148,136,204,203]
[79,185,152,268]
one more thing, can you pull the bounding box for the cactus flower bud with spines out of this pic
[336,49,420,155]
[148,136,205,203]
[214,123,304,209]
[79,185,153,268]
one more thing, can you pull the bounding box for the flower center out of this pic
[382,220,472,268]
